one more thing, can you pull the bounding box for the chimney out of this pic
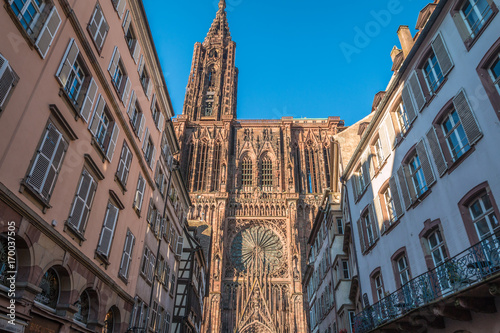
[390,46,402,62]
[397,26,414,58]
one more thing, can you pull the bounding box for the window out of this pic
[469,193,499,240]
[428,229,448,266]
[241,156,253,188]
[396,102,411,134]
[305,148,319,193]
[193,142,209,191]
[396,254,411,286]
[127,95,145,137]
[170,272,176,295]
[0,54,19,111]
[96,202,120,258]
[363,212,375,245]
[131,299,148,331]
[9,0,61,58]
[163,312,171,333]
[34,267,59,308]
[374,136,385,167]
[204,94,214,117]
[490,53,500,93]
[323,147,331,189]
[441,110,470,160]
[112,0,126,18]
[357,205,379,253]
[141,247,155,282]
[89,95,120,161]
[116,142,133,187]
[372,273,385,301]
[348,311,356,333]
[150,302,158,330]
[409,154,427,196]
[138,57,152,99]
[0,236,16,287]
[108,47,132,103]
[74,290,90,324]
[342,260,350,279]
[133,174,146,212]
[355,165,365,195]
[88,4,109,51]
[123,15,141,63]
[119,230,135,279]
[142,133,156,168]
[26,123,68,201]
[461,0,494,38]
[261,155,273,188]
[67,170,97,235]
[155,164,168,197]
[337,218,343,234]
[212,142,222,191]
[423,52,444,93]
[151,95,165,132]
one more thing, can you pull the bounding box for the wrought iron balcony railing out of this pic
[353,235,500,333]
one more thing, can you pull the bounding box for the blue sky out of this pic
[143,0,426,126]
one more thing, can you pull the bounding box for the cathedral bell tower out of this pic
[182,0,238,122]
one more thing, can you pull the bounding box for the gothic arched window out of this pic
[194,142,209,192]
[323,146,331,189]
[35,268,59,309]
[241,156,253,187]
[261,156,273,189]
[186,142,194,190]
[305,148,319,193]
[212,142,222,191]
[74,290,90,324]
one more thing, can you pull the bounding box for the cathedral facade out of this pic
[174,1,345,332]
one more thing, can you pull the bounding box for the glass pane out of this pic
[476,217,491,239]
[491,58,500,81]
[482,193,492,210]
[470,199,484,219]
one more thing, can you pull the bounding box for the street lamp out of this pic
[143,158,180,332]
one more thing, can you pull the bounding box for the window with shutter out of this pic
[397,165,412,209]
[432,33,454,78]
[112,0,126,18]
[116,142,132,186]
[9,0,47,36]
[141,248,150,276]
[133,174,146,211]
[119,231,135,279]
[34,6,61,59]
[176,236,184,257]
[96,203,119,257]
[0,54,18,111]
[88,95,118,159]
[67,170,97,234]
[426,127,448,176]
[88,4,109,51]
[27,123,68,201]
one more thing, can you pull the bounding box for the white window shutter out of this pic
[56,39,80,87]
[416,139,436,188]
[158,113,165,132]
[134,175,145,211]
[389,176,404,218]
[151,93,156,111]
[96,15,109,50]
[120,231,135,278]
[0,57,15,109]
[68,171,96,233]
[368,204,379,240]
[138,114,146,139]
[108,47,120,76]
[425,127,448,177]
[106,124,120,162]
[80,78,98,123]
[127,90,136,119]
[89,95,106,137]
[133,41,141,64]
[122,10,131,33]
[115,0,127,19]
[146,80,153,100]
[401,84,417,123]
[383,116,396,149]
[408,71,426,111]
[116,144,127,184]
[142,128,149,152]
[432,33,453,77]
[150,146,156,168]
[453,89,482,145]
[138,54,144,75]
[176,236,184,257]
[397,166,412,209]
[35,6,61,59]
[122,77,132,104]
[97,203,119,257]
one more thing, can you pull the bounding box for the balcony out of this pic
[354,235,500,333]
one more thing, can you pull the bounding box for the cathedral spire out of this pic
[205,0,231,43]
[218,0,226,12]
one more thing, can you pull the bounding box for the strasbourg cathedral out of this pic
[174,1,345,332]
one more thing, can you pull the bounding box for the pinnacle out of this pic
[218,0,226,12]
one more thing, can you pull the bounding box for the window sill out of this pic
[133,206,142,218]
[464,7,498,52]
[381,218,402,236]
[409,188,433,209]
[355,185,370,204]
[118,273,129,285]
[362,238,379,255]
[90,137,107,163]
[63,222,86,245]
[423,76,450,110]
[94,251,110,269]
[19,181,52,213]
[114,175,128,195]
[372,158,389,179]
[446,145,477,176]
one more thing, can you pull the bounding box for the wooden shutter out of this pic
[146,80,153,100]
[108,47,120,77]
[138,115,146,139]
[35,6,61,59]
[453,89,482,145]
[384,115,396,149]
[373,196,384,230]
[151,94,157,112]
[80,78,98,123]
[389,176,404,218]
[155,213,162,235]
[368,204,379,241]
[133,41,141,64]
[119,231,135,278]
[88,5,102,41]
[408,71,426,112]
[106,124,120,161]
[350,176,359,202]
[397,166,412,208]
[356,218,365,253]
[56,39,79,87]
[115,0,127,18]
[176,236,184,257]
[426,127,448,176]
[401,85,417,124]
[122,10,131,32]
[68,171,96,232]
[122,77,132,103]
[150,146,156,168]
[0,57,15,109]
[138,54,144,75]
[142,128,149,152]
[89,95,106,137]
[416,139,435,188]
[432,33,453,77]
[117,143,132,185]
[362,155,370,188]
[134,175,145,211]
[28,124,67,199]
[127,90,136,119]
[97,203,119,256]
[158,113,165,132]
[96,14,109,50]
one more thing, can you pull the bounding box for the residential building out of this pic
[0,0,186,332]
[342,1,500,332]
